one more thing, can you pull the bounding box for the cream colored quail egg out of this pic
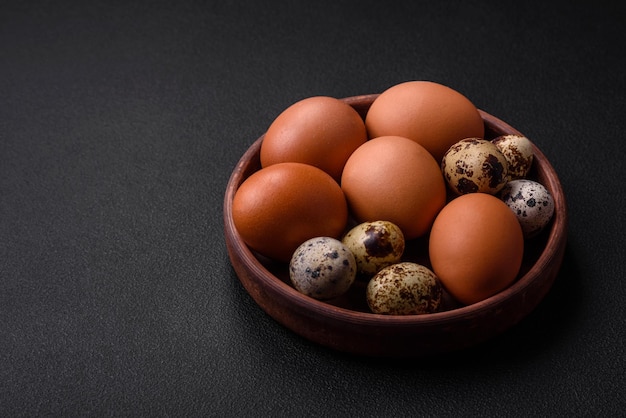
[441,138,509,195]
[341,220,405,277]
[499,179,555,239]
[492,134,534,179]
[366,262,442,315]
[289,237,357,300]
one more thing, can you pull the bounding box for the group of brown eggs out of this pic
[232,81,555,314]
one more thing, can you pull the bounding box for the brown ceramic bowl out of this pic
[223,94,567,357]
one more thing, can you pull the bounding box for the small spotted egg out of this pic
[341,220,405,277]
[366,262,442,315]
[492,134,534,179]
[499,179,555,239]
[441,138,510,195]
[289,237,357,300]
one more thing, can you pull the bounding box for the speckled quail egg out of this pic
[499,179,555,239]
[492,134,534,179]
[366,262,442,315]
[341,220,405,277]
[289,237,357,300]
[441,138,509,195]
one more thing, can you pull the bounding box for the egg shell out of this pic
[364,81,484,162]
[341,220,405,277]
[289,237,357,300]
[441,138,510,195]
[492,134,534,179]
[428,193,524,306]
[260,96,368,182]
[232,162,348,263]
[340,136,447,240]
[499,179,555,239]
[366,262,442,315]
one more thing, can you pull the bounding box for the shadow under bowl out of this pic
[223,94,568,357]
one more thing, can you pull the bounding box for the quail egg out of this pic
[492,134,534,179]
[499,179,555,239]
[441,138,509,195]
[366,262,442,315]
[289,237,357,300]
[342,220,405,277]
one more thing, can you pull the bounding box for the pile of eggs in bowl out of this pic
[231,80,555,315]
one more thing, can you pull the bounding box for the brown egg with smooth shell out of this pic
[365,81,484,162]
[428,193,524,306]
[341,136,447,240]
[260,96,368,182]
[232,162,348,263]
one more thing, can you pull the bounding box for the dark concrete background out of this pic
[1,1,624,416]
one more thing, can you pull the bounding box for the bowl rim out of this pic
[223,94,568,330]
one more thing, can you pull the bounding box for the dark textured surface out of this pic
[1,1,624,416]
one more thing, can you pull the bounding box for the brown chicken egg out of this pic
[365,81,484,162]
[428,193,524,306]
[232,162,348,263]
[260,96,368,182]
[341,136,446,240]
